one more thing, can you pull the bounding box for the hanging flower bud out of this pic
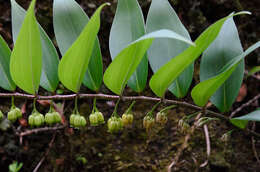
[39,113,45,124]
[53,112,61,124]
[8,110,17,123]
[122,113,134,126]
[28,114,35,127]
[0,110,3,121]
[107,116,123,133]
[143,115,155,132]
[70,114,77,127]
[89,113,99,126]
[34,113,44,127]
[34,115,43,127]
[73,115,82,128]
[156,112,168,125]
[79,116,87,127]
[13,107,22,119]
[96,112,105,125]
[122,101,135,127]
[45,112,55,125]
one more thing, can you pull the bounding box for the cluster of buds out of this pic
[7,107,22,123]
[143,115,155,132]
[0,110,3,121]
[156,112,168,125]
[70,114,87,128]
[45,111,62,125]
[89,98,105,126]
[107,116,123,133]
[121,101,135,127]
[89,111,105,126]
[143,104,176,132]
[122,113,133,126]
[28,112,45,127]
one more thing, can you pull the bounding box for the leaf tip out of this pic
[234,11,252,16]
[105,2,111,6]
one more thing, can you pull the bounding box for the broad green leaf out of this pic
[230,108,260,129]
[191,41,260,107]
[146,0,193,98]
[10,0,42,95]
[149,11,251,97]
[199,18,244,112]
[58,3,108,93]
[11,0,59,92]
[104,29,195,95]
[53,0,103,91]
[109,0,147,92]
[248,66,260,76]
[0,35,16,91]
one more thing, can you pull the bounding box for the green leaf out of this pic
[191,41,260,107]
[11,0,59,92]
[149,11,251,98]
[146,0,193,98]
[0,35,16,91]
[199,18,244,112]
[248,66,260,76]
[58,3,109,93]
[53,0,103,91]
[230,108,260,129]
[104,29,195,95]
[109,0,147,92]
[10,0,42,95]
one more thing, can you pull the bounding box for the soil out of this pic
[0,0,259,171]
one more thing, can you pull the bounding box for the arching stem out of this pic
[73,96,79,114]
[125,101,136,114]
[159,105,177,113]
[147,101,161,117]
[112,99,120,117]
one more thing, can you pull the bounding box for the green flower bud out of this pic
[79,116,87,127]
[8,110,17,123]
[96,112,105,125]
[156,112,168,125]
[70,114,77,127]
[108,120,117,133]
[89,113,99,126]
[28,115,35,127]
[143,115,155,132]
[45,112,55,125]
[107,116,123,133]
[118,117,123,129]
[13,107,22,119]
[53,112,61,123]
[38,113,45,125]
[34,115,43,127]
[73,115,82,128]
[122,113,134,126]
[0,111,3,121]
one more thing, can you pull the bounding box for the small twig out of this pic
[0,92,227,120]
[17,125,65,137]
[200,125,211,168]
[230,93,260,118]
[251,122,260,167]
[3,92,259,138]
[33,132,57,172]
[168,113,202,172]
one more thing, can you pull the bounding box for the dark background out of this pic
[0,0,259,171]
